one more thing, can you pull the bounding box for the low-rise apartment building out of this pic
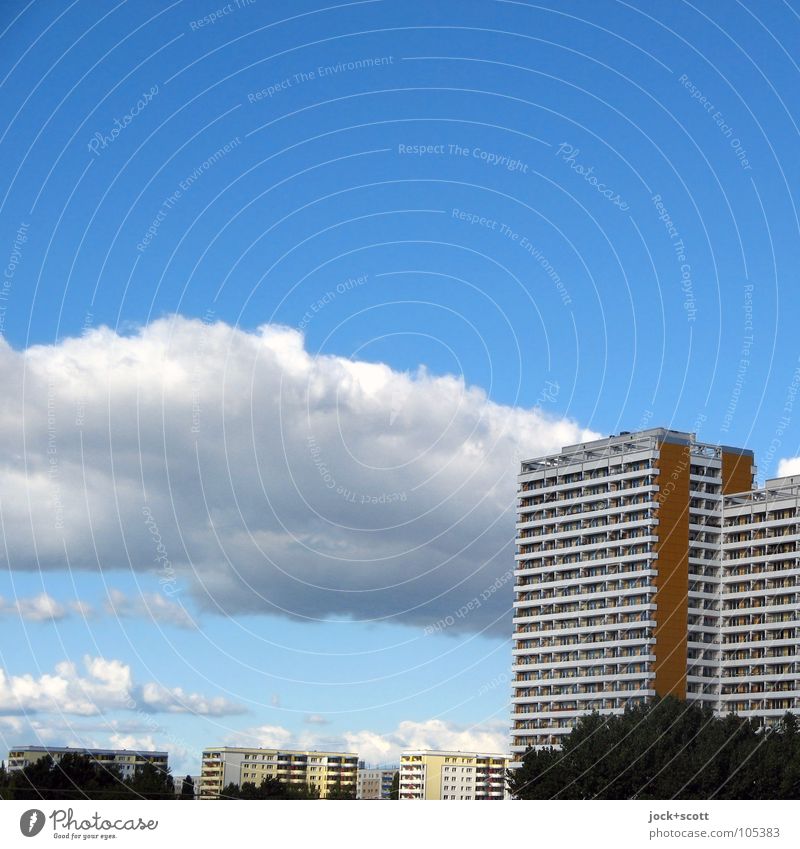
[399,750,509,800]
[7,746,168,779]
[199,747,358,798]
[356,766,397,799]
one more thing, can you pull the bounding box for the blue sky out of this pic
[1,0,799,774]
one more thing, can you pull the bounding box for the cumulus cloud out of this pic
[0,317,594,634]
[104,588,196,629]
[0,593,74,621]
[0,655,245,717]
[777,457,800,477]
[229,717,508,765]
[0,590,191,628]
[228,723,295,749]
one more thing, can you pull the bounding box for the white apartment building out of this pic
[356,766,397,799]
[721,475,800,723]
[512,428,754,754]
[6,746,168,778]
[399,750,509,800]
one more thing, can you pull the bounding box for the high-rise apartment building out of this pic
[512,428,754,754]
[199,747,358,798]
[398,750,509,800]
[7,746,168,779]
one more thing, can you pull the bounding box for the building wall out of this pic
[199,748,358,798]
[653,440,691,699]
[511,428,757,753]
[720,476,800,724]
[6,747,168,779]
[399,751,508,800]
[356,768,396,799]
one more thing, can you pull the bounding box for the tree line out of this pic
[508,696,800,799]
[0,754,195,800]
[219,778,354,799]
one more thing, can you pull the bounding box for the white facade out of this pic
[399,750,508,800]
[512,428,754,753]
[356,767,397,799]
[721,476,800,723]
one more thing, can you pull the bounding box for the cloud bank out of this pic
[0,656,244,717]
[228,716,509,765]
[0,316,594,634]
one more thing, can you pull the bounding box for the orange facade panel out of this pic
[653,441,690,699]
[721,450,754,495]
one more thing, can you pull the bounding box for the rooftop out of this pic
[521,427,753,473]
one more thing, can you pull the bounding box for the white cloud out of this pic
[0,656,245,717]
[229,717,509,765]
[228,723,295,749]
[0,317,595,634]
[0,593,69,622]
[0,589,192,627]
[104,588,196,629]
[777,457,800,477]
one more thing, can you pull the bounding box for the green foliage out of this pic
[0,760,8,800]
[7,754,131,800]
[325,784,356,799]
[508,697,800,800]
[389,770,399,800]
[180,774,195,798]
[124,760,175,799]
[220,777,322,799]
[5,754,175,800]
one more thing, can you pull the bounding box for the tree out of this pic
[388,770,399,800]
[508,697,800,800]
[0,760,9,800]
[220,778,320,799]
[180,774,195,799]
[7,754,130,800]
[125,761,175,800]
[325,784,356,799]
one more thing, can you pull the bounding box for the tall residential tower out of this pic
[512,428,754,754]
